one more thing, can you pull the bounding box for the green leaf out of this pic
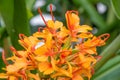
[93,56,120,80]
[111,0,120,19]
[95,34,120,71]
[26,0,34,19]
[26,0,35,10]
[0,0,30,49]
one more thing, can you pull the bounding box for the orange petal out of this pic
[0,73,8,78]
[65,11,79,30]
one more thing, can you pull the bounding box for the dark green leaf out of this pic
[26,0,35,10]
[25,0,34,19]
[111,0,120,19]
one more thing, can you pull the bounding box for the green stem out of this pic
[95,34,120,71]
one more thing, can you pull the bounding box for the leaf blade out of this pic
[93,56,120,80]
[111,0,120,19]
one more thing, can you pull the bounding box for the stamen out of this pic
[91,68,95,74]
[27,53,36,66]
[19,34,29,48]
[96,33,110,46]
[2,50,9,66]
[10,46,22,58]
[91,33,110,46]
[19,34,25,40]
[98,33,110,42]
[18,70,27,80]
[95,56,102,62]
[50,4,54,21]
[38,8,48,27]
[38,27,40,32]
[38,27,44,32]
[38,27,41,32]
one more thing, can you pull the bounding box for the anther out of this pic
[19,34,25,40]
[10,46,22,58]
[98,33,110,42]
[19,34,29,48]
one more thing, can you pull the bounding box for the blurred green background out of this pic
[0,0,120,80]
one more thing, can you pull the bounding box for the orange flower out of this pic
[65,11,93,41]
[0,6,110,80]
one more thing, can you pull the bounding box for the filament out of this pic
[50,4,54,21]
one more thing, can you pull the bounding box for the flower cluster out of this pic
[0,7,110,80]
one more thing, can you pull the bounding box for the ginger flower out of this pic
[65,11,93,41]
[0,4,110,80]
